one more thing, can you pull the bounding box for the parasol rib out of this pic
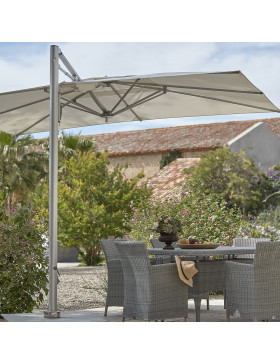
[0,90,74,116]
[112,81,165,92]
[111,89,164,117]
[16,91,91,135]
[113,80,263,95]
[109,83,142,121]
[17,114,50,136]
[88,90,109,114]
[60,94,103,117]
[58,65,76,81]
[63,103,103,117]
[168,88,278,113]
[109,78,140,114]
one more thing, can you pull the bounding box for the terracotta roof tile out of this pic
[92,117,280,157]
[146,158,200,199]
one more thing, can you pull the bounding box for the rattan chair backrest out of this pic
[100,239,127,262]
[254,241,280,269]
[254,241,280,318]
[233,238,271,259]
[100,239,119,262]
[115,241,151,276]
[233,238,271,247]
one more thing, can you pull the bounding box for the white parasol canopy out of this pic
[0,45,279,318]
[0,70,279,136]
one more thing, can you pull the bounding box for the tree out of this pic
[0,131,47,211]
[186,147,270,215]
[58,131,96,158]
[39,131,96,179]
[31,151,151,265]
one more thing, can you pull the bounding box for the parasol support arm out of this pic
[58,49,81,82]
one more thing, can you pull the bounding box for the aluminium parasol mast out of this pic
[44,45,81,318]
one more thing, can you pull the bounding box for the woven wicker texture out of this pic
[151,238,210,314]
[147,246,256,257]
[116,241,188,321]
[190,260,225,296]
[226,241,280,321]
[100,239,125,314]
[190,260,225,321]
[101,239,174,316]
[233,238,271,259]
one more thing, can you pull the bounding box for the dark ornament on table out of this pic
[189,238,199,244]
[158,231,178,250]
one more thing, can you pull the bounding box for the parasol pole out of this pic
[44,45,60,318]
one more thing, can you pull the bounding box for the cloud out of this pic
[0,42,280,137]
[1,42,280,99]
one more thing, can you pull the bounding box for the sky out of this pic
[1,41,280,139]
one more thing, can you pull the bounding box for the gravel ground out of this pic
[37,265,108,312]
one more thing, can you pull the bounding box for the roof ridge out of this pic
[90,117,280,138]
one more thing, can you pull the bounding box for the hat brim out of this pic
[175,255,195,287]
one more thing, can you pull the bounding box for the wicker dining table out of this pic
[147,246,256,260]
[147,246,256,321]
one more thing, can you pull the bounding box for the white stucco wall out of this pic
[108,154,162,179]
[108,151,207,179]
[227,122,280,171]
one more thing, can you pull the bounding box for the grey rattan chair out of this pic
[233,238,271,260]
[150,238,210,313]
[226,241,280,321]
[115,241,189,321]
[190,260,225,321]
[101,239,171,316]
[100,239,125,316]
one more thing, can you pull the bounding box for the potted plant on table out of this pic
[153,215,182,250]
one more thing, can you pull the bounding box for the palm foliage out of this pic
[0,132,47,209]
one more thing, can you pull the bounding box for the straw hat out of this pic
[175,255,198,287]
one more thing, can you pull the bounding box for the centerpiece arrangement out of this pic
[178,237,220,249]
[153,215,182,250]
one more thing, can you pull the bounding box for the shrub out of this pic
[248,205,280,240]
[186,147,270,215]
[179,187,245,244]
[0,203,48,314]
[125,185,246,246]
[31,151,151,266]
[263,169,280,206]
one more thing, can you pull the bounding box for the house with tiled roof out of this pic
[92,117,280,179]
[146,158,200,199]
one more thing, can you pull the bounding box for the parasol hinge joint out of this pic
[101,111,111,122]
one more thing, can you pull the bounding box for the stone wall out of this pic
[107,151,208,180]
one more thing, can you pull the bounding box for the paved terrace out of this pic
[2,262,279,323]
[2,296,250,322]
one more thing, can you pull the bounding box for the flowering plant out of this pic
[0,202,48,314]
[124,183,245,246]
[153,215,182,235]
